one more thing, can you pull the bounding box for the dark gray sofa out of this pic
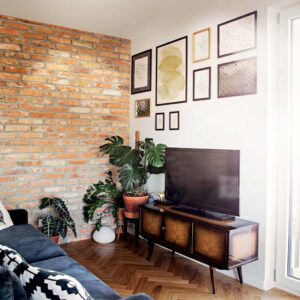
[0,209,152,300]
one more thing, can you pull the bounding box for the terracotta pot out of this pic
[50,235,59,244]
[123,195,149,218]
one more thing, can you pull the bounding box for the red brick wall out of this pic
[0,15,130,241]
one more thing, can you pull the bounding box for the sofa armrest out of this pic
[8,209,28,225]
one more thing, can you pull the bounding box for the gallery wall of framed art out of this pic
[130,5,259,139]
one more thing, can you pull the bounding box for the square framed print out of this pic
[135,98,151,118]
[155,113,165,131]
[131,49,152,94]
[169,111,180,130]
[218,11,257,58]
[193,28,210,62]
[193,67,211,101]
[218,57,257,98]
[156,36,188,106]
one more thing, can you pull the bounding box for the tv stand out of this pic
[170,206,236,221]
[140,204,259,294]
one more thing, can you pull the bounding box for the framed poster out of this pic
[135,98,151,118]
[131,49,152,94]
[218,57,257,98]
[193,28,210,62]
[155,113,165,131]
[218,11,257,58]
[169,111,180,130]
[193,67,211,101]
[156,36,188,106]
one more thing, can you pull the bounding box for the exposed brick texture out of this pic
[0,15,130,241]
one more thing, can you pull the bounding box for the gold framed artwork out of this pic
[135,98,151,118]
[193,28,210,62]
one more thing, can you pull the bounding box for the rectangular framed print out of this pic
[218,11,257,58]
[155,113,165,131]
[193,28,210,62]
[169,111,180,130]
[193,67,211,101]
[156,36,187,106]
[131,49,152,94]
[135,98,151,118]
[218,57,257,98]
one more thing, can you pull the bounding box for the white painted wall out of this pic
[130,0,281,290]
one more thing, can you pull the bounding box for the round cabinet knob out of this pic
[161,226,166,231]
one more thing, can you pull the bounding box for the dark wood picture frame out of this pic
[193,67,211,101]
[156,36,188,106]
[169,111,180,130]
[131,49,152,94]
[218,57,257,98]
[218,11,257,58]
[155,113,165,131]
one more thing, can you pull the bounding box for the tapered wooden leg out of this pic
[134,219,139,247]
[147,241,154,261]
[123,218,128,242]
[209,266,216,294]
[237,266,243,284]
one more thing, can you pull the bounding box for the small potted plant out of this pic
[99,136,166,218]
[39,197,77,243]
[83,171,122,243]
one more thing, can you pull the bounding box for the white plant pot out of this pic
[92,226,115,244]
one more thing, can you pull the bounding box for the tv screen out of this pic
[165,147,240,216]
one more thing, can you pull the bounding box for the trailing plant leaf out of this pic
[83,172,121,230]
[119,163,148,192]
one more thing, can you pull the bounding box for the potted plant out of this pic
[83,171,122,230]
[39,197,77,243]
[99,136,166,218]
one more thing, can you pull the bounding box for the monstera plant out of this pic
[99,136,166,218]
[39,197,77,243]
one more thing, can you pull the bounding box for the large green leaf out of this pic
[41,214,56,238]
[119,164,148,191]
[39,197,54,209]
[99,136,124,155]
[140,139,166,170]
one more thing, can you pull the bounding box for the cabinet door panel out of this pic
[141,209,163,238]
[164,216,191,250]
[194,224,227,265]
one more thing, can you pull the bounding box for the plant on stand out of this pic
[39,197,77,244]
[99,136,166,218]
[83,171,122,243]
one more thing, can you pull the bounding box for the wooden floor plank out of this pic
[62,237,298,300]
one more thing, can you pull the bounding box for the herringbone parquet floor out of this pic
[62,237,299,300]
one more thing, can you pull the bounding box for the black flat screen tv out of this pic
[165,147,240,217]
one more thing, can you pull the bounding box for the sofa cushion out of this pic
[0,224,66,263]
[0,201,13,231]
[0,244,93,300]
[32,256,120,300]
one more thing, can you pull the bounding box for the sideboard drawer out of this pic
[141,209,163,238]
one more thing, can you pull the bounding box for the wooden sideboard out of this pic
[140,204,259,293]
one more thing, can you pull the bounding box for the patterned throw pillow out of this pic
[0,244,94,300]
[0,201,13,231]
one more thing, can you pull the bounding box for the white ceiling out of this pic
[0,0,211,40]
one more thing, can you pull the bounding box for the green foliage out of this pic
[99,136,167,194]
[39,197,77,239]
[83,171,121,230]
